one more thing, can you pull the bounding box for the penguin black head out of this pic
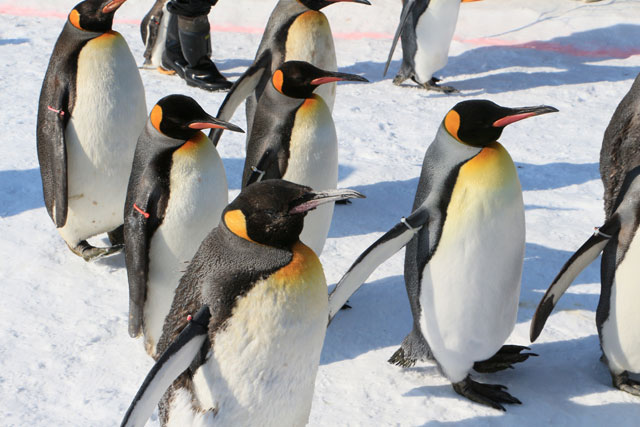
[150,95,244,141]
[69,0,127,32]
[298,0,371,11]
[223,180,364,248]
[271,61,368,99]
[443,100,558,147]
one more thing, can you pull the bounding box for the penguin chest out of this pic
[284,96,338,255]
[413,0,460,82]
[285,11,337,110]
[181,243,328,426]
[601,230,640,374]
[418,142,525,382]
[144,134,228,355]
[61,31,147,243]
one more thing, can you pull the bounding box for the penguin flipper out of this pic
[384,0,424,77]
[124,177,170,338]
[529,217,620,342]
[328,206,429,323]
[37,83,70,228]
[245,149,275,186]
[209,52,272,145]
[121,306,211,427]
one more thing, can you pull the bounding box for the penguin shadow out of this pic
[220,157,247,191]
[516,161,600,192]
[329,177,419,239]
[215,58,254,78]
[0,168,44,218]
[445,24,640,94]
[0,38,29,46]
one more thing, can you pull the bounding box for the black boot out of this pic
[177,15,231,91]
[161,12,188,77]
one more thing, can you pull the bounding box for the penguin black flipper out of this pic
[209,52,272,145]
[245,149,275,186]
[120,306,211,427]
[383,0,427,77]
[530,217,621,342]
[124,166,171,338]
[328,206,429,322]
[37,63,72,228]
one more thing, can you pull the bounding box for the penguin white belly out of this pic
[283,96,338,256]
[601,231,640,374]
[167,243,328,426]
[59,31,147,246]
[144,133,228,356]
[285,10,337,111]
[413,0,460,84]
[149,4,171,68]
[419,143,525,382]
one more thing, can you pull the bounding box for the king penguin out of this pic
[36,0,147,261]
[531,74,640,396]
[328,100,557,410]
[242,60,367,256]
[120,180,364,427]
[209,0,371,146]
[383,0,482,92]
[124,95,243,358]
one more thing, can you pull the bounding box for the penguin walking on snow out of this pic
[209,0,371,146]
[120,180,364,427]
[531,74,640,396]
[36,0,147,261]
[329,100,557,410]
[384,0,482,92]
[242,60,368,256]
[124,95,243,358]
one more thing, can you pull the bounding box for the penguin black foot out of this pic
[418,77,458,94]
[392,74,408,86]
[452,376,521,411]
[107,225,125,246]
[612,371,640,397]
[69,240,123,262]
[388,347,416,368]
[473,345,538,373]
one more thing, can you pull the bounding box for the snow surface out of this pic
[1,0,640,425]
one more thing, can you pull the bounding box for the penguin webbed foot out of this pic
[419,77,458,94]
[69,240,123,262]
[473,345,538,373]
[612,371,640,396]
[452,376,521,411]
[388,347,417,368]
[107,225,125,246]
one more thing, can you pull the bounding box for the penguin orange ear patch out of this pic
[69,9,82,30]
[272,70,284,94]
[444,110,461,140]
[224,210,254,242]
[150,105,163,132]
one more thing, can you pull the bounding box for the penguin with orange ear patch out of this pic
[37,0,147,261]
[242,60,368,256]
[124,94,243,358]
[329,100,557,410]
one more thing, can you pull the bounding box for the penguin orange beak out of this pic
[103,0,127,14]
[311,72,369,86]
[188,117,244,133]
[492,105,558,128]
[290,189,365,214]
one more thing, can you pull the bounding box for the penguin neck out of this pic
[64,20,104,40]
[436,124,483,157]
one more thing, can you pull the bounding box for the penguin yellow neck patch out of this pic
[69,9,82,30]
[224,210,255,242]
[272,241,323,286]
[272,70,284,94]
[150,105,163,132]
[444,110,461,141]
[177,132,207,153]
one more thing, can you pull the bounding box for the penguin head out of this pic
[223,180,364,248]
[298,0,371,11]
[271,61,368,99]
[69,0,127,32]
[149,95,244,141]
[443,100,558,147]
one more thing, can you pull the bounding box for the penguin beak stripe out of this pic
[103,0,127,14]
[290,190,365,214]
[311,74,369,85]
[492,112,537,128]
[311,77,345,85]
[188,122,245,133]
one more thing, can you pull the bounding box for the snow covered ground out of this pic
[1,0,640,425]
